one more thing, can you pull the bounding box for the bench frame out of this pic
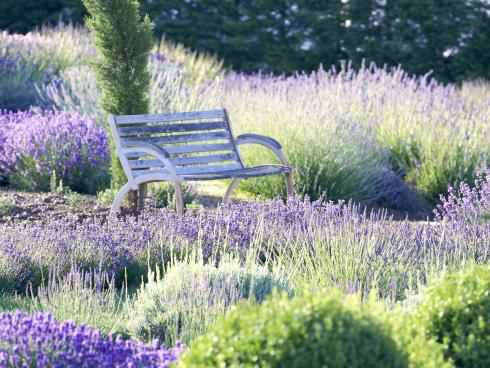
[109,108,294,214]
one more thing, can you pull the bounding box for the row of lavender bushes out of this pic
[1,171,488,298]
[1,24,489,209]
[0,171,488,366]
[1,263,488,367]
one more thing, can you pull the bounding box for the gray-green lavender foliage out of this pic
[127,257,292,346]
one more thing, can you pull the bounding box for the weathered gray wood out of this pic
[115,109,226,125]
[133,162,243,177]
[124,143,237,158]
[128,153,239,169]
[182,164,291,180]
[119,121,228,136]
[121,141,171,157]
[223,108,245,168]
[132,164,290,180]
[121,131,231,146]
[175,162,243,175]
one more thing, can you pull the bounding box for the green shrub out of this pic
[66,191,85,212]
[127,259,291,347]
[148,182,198,209]
[413,264,490,367]
[0,197,15,216]
[0,294,29,312]
[96,187,118,206]
[181,291,411,368]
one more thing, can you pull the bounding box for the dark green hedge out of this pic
[1,0,489,83]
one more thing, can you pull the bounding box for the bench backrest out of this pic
[109,109,244,180]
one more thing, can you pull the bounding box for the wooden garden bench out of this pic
[109,108,294,214]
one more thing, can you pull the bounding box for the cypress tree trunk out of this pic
[83,0,153,211]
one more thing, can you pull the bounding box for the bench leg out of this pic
[223,178,242,206]
[174,182,184,215]
[138,183,148,211]
[111,182,134,214]
[285,172,295,197]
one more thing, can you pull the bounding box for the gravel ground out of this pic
[0,184,432,224]
[0,188,108,223]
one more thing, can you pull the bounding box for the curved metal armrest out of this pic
[117,141,179,176]
[236,134,282,149]
[236,134,289,166]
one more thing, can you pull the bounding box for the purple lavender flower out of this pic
[435,170,490,225]
[1,195,488,300]
[0,312,184,367]
[0,109,109,193]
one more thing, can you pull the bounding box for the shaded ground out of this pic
[0,188,106,223]
[0,183,433,224]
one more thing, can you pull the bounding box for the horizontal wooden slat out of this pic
[177,162,242,175]
[131,164,291,180]
[132,163,243,177]
[122,131,231,146]
[116,109,226,125]
[183,164,292,180]
[125,143,237,158]
[128,153,239,169]
[119,121,228,136]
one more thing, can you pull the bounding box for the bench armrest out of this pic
[236,134,289,166]
[118,141,179,177]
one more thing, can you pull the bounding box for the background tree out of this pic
[83,0,153,207]
[2,0,489,83]
[0,0,84,33]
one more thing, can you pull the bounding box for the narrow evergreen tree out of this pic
[83,0,153,203]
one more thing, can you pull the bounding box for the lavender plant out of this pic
[30,267,128,338]
[435,170,490,225]
[0,110,110,193]
[0,312,184,367]
[0,48,38,111]
[0,295,27,312]
[157,64,487,206]
[1,196,488,301]
[127,257,291,346]
[37,48,224,126]
[4,25,490,207]
[0,24,95,111]
[0,24,95,77]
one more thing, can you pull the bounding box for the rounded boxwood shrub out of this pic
[181,291,410,368]
[413,264,490,367]
[127,259,291,347]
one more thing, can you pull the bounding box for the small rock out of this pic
[42,196,54,204]
[93,205,105,212]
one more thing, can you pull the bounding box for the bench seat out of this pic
[133,164,292,181]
